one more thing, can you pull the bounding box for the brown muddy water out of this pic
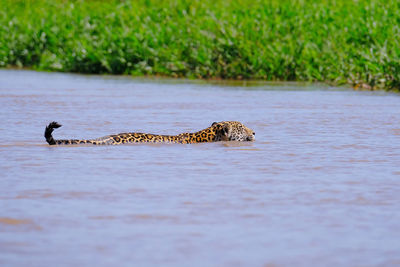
[0,70,399,266]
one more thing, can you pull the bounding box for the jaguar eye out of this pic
[252,132,255,135]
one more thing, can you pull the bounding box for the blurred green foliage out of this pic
[1,0,399,90]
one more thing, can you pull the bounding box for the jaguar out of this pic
[44,121,255,145]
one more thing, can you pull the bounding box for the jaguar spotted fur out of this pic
[44,121,255,145]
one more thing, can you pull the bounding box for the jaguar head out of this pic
[211,121,255,142]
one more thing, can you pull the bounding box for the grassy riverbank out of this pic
[1,0,399,91]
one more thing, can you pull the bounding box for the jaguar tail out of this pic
[44,122,111,145]
[44,121,62,145]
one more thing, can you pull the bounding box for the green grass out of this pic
[1,0,400,90]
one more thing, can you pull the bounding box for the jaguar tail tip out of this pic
[45,121,62,145]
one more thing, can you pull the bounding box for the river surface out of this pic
[0,70,399,266]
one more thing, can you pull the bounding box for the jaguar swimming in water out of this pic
[44,121,255,145]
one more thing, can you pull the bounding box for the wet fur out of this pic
[44,121,255,145]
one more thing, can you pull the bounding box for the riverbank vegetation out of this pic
[1,0,399,91]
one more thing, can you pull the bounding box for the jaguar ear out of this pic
[211,122,218,126]
[221,124,232,141]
